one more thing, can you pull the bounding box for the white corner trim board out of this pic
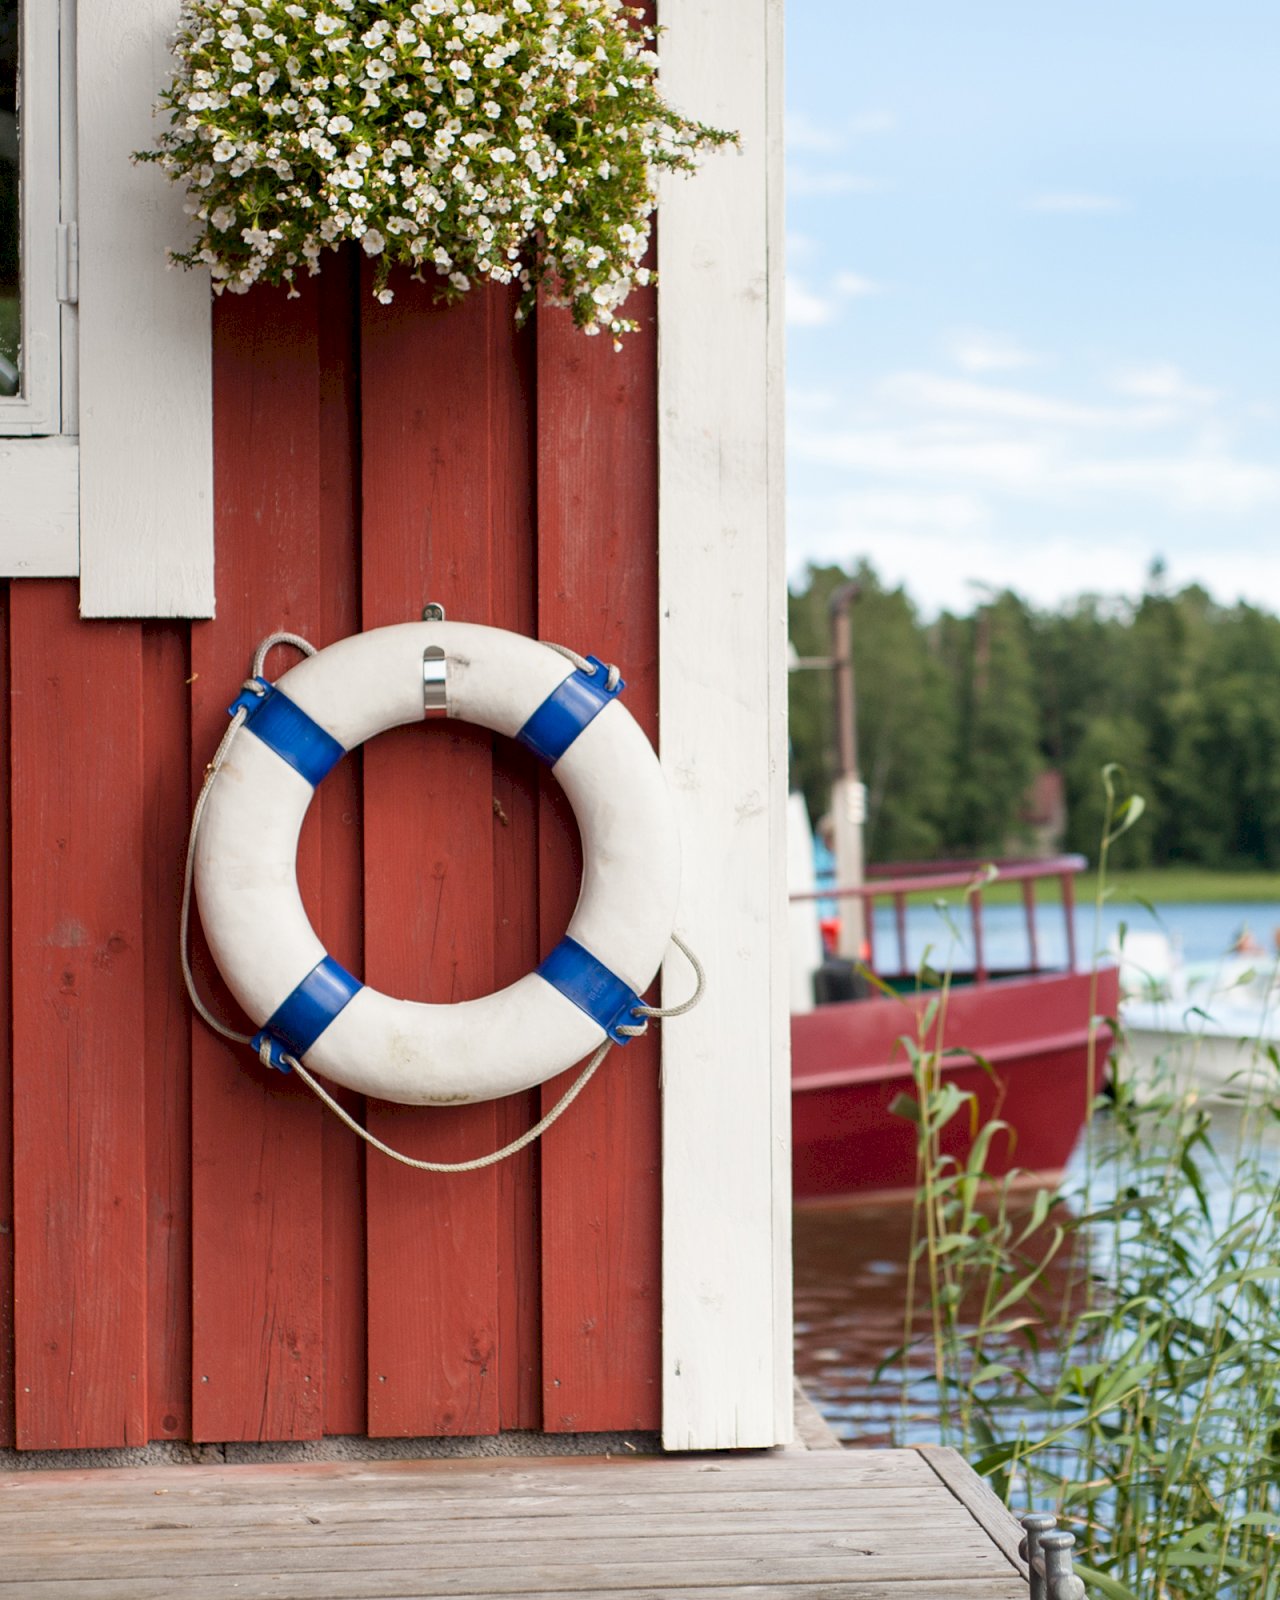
[657,0,791,1450]
[76,0,214,618]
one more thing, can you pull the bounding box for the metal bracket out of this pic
[422,602,446,622]
[56,222,79,305]
[423,646,448,716]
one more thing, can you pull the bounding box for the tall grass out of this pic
[894,773,1280,1600]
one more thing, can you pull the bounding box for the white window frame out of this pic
[1,0,214,617]
[0,0,71,436]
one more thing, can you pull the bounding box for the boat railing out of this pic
[789,853,1088,982]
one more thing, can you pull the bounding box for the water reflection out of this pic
[794,1099,1280,1448]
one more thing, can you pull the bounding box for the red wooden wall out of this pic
[0,251,662,1449]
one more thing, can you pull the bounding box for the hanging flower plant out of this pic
[142,0,734,340]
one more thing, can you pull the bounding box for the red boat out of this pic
[790,856,1119,1201]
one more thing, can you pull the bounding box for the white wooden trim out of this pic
[658,0,791,1449]
[0,0,62,435]
[0,436,79,574]
[76,0,214,618]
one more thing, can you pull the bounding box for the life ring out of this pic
[193,621,681,1106]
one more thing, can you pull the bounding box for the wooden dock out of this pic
[0,1446,1029,1598]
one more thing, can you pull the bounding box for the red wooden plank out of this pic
[314,256,367,1439]
[486,308,542,1434]
[190,282,339,1442]
[360,274,535,1437]
[535,290,663,1432]
[141,623,194,1444]
[0,582,12,1447]
[9,580,148,1448]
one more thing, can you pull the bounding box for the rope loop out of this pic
[180,627,705,1174]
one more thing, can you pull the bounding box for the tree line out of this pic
[788,561,1280,870]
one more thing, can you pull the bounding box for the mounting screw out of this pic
[422,602,446,622]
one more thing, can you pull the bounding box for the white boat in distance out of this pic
[1118,929,1280,1100]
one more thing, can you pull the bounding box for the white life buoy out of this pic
[194,621,681,1106]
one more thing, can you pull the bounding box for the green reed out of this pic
[890,772,1280,1600]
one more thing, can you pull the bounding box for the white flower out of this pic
[449,60,471,80]
[491,145,515,163]
[404,109,427,128]
[327,113,354,133]
[231,49,253,71]
[361,228,386,254]
[212,140,236,161]
[211,205,236,229]
[314,14,341,35]
[377,288,394,304]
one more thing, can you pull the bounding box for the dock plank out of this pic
[1,1448,1025,1598]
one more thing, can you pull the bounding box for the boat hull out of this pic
[791,967,1118,1199]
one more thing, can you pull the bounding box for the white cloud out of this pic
[786,272,882,328]
[833,272,880,298]
[947,328,1038,374]
[1111,362,1220,407]
[786,276,837,328]
[880,371,1173,429]
[788,167,885,197]
[788,113,844,153]
[1027,192,1127,214]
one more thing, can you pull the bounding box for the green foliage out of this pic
[789,559,1280,871]
[890,781,1280,1599]
[788,563,954,860]
[142,0,733,335]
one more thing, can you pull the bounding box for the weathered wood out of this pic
[535,288,663,1435]
[190,283,332,1443]
[9,581,148,1447]
[141,623,194,1445]
[0,1450,1025,1597]
[915,1446,1027,1577]
[1,1583,1026,1600]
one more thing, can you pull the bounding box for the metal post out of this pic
[828,583,866,961]
[1040,1530,1087,1600]
[1020,1512,1057,1600]
[1019,1513,1087,1600]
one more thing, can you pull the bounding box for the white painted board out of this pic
[658,0,792,1449]
[0,438,79,575]
[76,0,214,618]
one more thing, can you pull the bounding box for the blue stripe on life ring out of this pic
[536,936,644,1045]
[516,656,624,767]
[252,955,363,1072]
[229,678,346,788]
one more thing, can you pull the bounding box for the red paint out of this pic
[0,584,12,1447]
[791,968,1120,1199]
[536,293,662,1433]
[1,257,663,1448]
[191,282,333,1443]
[10,582,148,1448]
[142,623,194,1443]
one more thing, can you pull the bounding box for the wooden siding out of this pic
[0,254,662,1449]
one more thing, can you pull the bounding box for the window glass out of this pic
[0,3,18,397]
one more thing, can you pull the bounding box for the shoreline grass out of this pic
[866,864,1280,910]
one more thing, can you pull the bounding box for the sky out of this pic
[785,1,1280,617]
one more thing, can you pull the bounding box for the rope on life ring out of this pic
[181,622,703,1172]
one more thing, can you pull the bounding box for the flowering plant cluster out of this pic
[144,0,733,339]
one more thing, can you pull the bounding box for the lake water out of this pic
[867,895,1280,976]
[793,1071,1280,1448]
